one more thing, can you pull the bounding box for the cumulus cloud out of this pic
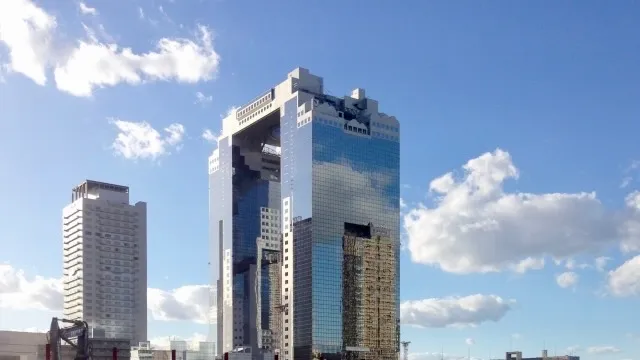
[556,271,579,289]
[0,0,220,96]
[400,294,514,328]
[148,285,210,324]
[0,264,62,311]
[404,148,640,274]
[54,25,219,97]
[110,119,185,160]
[1,264,213,325]
[587,346,621,354]
[78,2,97,16]
[0,0,56,85]
[608,255,640,297]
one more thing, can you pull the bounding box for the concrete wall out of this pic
[0,331,48,360]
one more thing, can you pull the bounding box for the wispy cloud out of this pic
[78,2,97,16]
[202,129,218,144]
[195,91,212,106]
[586,346,621,354]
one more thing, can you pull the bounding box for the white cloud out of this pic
[138,7,145,19]
[608,255,640,297]
[595,256,611,272]
[563,258,590,271]
[400,294,514,328]
[78,2,97,16]
[620,160,640,189]
[148,285,210,324]
[511,333,522,340]
[404,148,636,274]
[465,338,475,346]
[149,333,207,350]
[110,119,185,160]
[202,129,218,144]
[511,257,545,273]
[556,271,579,289]
[621,176,632,189]
[587,346,621,354]
[0,0,56,85]
[0,0,221,96]
[1,264,214,326]
[54,25,219,97]
[158,5,173,23]
[195,91,212,105]
[565,258,576,269]
[0,264,62,311]
[619,191,640,252]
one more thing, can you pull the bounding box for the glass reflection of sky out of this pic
[311,120,400,356]
[283,110,400,357]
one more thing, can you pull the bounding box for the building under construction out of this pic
[342,223,398,360]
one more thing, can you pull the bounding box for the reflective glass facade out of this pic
[210,128,282,357]
[281,96,400,360]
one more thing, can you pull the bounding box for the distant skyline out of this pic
[1,0,640,359]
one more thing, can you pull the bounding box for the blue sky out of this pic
[1,0,640,358]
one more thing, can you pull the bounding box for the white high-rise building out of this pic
[63,180,148,343]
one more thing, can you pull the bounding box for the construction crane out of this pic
[400,341,411,360]
[47,317,91,360]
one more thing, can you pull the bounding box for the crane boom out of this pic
[48,317,91,360]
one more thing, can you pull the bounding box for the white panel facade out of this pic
[62,181,147,343]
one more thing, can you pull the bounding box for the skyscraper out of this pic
[63,180,148,343]
[209,68,400,360]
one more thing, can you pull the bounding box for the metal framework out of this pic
[401,342,411,360]
[48,317,91,360]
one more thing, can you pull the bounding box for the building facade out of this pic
[504,350,580,360]
[63,180,147,343]
[209,68,400,360]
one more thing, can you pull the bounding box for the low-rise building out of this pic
[0,330,130,360]
[506,350,579,360]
